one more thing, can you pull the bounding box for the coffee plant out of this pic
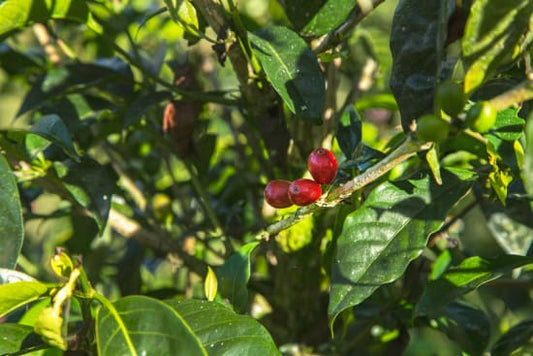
[1,0,533,355]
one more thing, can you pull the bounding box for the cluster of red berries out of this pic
[264,148,338,208]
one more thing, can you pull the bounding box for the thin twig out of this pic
[258,137,431,240]
[313,0,386,54]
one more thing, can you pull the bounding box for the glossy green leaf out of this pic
[0,323,46,355]
[217,242,259,313]
[492,320,533,356]
[26,114,78,159]
[59,158,116,232]
[0,154,23,269]
[0,268,35,284]
[336,107,362,159]
[329,168,474,323]
[425,144,442,185]
[0,281,48,317]
[433,301,490,355]
[96,295,207,356]
[166,299,280,355]
[462,0,533,93]
[300,0,356,37]
[416,255,533,315]
[249,26,325,124]
[390,0,450,131]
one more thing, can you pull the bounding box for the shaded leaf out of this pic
[0,323,46,355]
[58,158,116,232]
[166,299,280,355]
[96,295,207,356]
[217,242,259,313]
[280,0,325,32]
[18,59,134,115]
[433,301,490,356]
[249,26,325,124]
[329,168,474,323]
[416,255,533,315]
[123,90,171,128]
[0,154,23,269]
[462,0,533,93]
[492,320,533,356]
[336,107,362,159]
[487,212,533,256]
[390,0,451,131]
[0,281,48,318]
[28,114,78,159]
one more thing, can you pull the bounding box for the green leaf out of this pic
[249,26,325,124]
[390,0,450,131]
[336,107,362,159]
[301,0,357,37]
[26,114,78,160]
[354,93,398,112]
[0,323,46,355]
[217,242,259,313]
[0,154,23,269]
[329,168,474,323]
[489,107,525,142]
[462,0,533,93]
[281,0,325,32]
[0,0,48,40]
[487,212,533,256]
[433,301,490,356]
[96,295,207,356]
[59,158,116,232]
[425,144,442,185]
[0,281,48,318]
[492,320,533,356]
[166,299,280,355]
[18,59,134,115]
[416,255,533,315]
[0,0,91,41]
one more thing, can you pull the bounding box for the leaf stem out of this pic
[258,137,431,240]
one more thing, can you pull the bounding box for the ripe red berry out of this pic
[308,148,338,184]
[288,179,322,206]
[264,180,293,208]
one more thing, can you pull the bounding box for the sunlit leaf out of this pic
[96,295,207,356]
[0,323,46,355]
[166,299,280,355]
[249,26,325,124]
[329,168,474,323]
[0,281,48,318]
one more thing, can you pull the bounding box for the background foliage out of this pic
[1,0,533,355]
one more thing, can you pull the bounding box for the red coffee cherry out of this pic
[288,179,322,206]
[308,148,338,185]
[264,180,293,208]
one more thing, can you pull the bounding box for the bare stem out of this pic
[489,80,533,111]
